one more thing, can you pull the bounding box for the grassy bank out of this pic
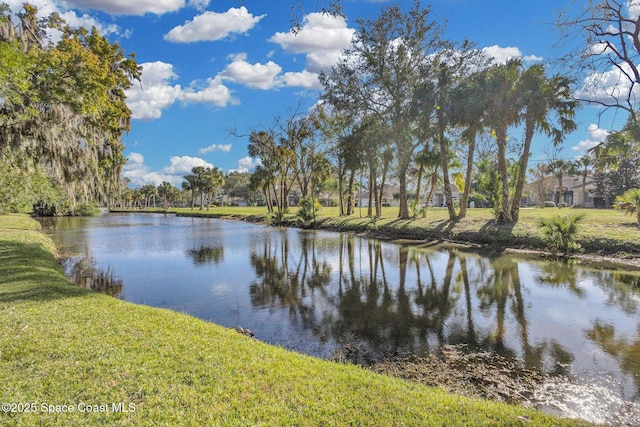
[0,214,591,426]
[120,206,640,260]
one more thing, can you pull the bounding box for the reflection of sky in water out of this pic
[42,213,640,424]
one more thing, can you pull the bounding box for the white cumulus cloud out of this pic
[123,153,215,186]
[576,61,640,107]
[269,12,354,73]
[64,0,186,16]
[125,62,184,120]
[282,71,321,89]
[219,53,283,90]
[123,152,178,186]
[481,45,543,65]
[482,45,522,64]
[199,144,233,154]
[231,156,262,173]
[165,7,265,43]
[180,76,238,106]
[571,124,610,155]
[162,155,214,175]
[4,0,125,38]
[126,62,237,120]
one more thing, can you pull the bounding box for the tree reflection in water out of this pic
[186,245,224,266]
[40,215,640,422]
[65,256,123,297]
[247,231,640,393]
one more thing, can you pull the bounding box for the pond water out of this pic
[40,213,640,425]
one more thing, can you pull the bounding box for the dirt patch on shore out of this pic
[369,345,544,406]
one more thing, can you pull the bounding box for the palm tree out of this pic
[451,70,487,219]
[538,213,585,254]
[413,147,440,215]
[140,184,157,209]
[189,166,207,210]
[157,181,176,211]
[249,166,274,213]
[575,156,593,208]
[181,174,198,211]
[614,188,640,224]
[482,59,524,223]
[431,64,457,220]
[511,65,577,222]
[202,167,225,210]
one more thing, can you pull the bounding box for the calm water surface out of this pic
[40,213,640,425]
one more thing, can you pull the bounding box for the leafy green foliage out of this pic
[266,209,286,226]
[0,161,62,214]
[591,124,640,202]
[0,6,140,211]
[614,188,640,224]
[73,202,99,216]
[297,196,321,222]
[157,181,180,211]
[538,214,585,254]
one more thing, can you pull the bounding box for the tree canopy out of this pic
[0,3,140,214]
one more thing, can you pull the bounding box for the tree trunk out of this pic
[398,171,410,219]
[338,158,345,216]
[511,120,534,223]
[496,127,513,223]
[438,110,456,221]
[414,165,424,209]
[458,131,476,219]
[264,186,272,213]
[425,171,438,215]
[368,166,375,217]
[396,137,413,219]
[346,170,355,215]
[377,155,391,218]
[557,175,563,207]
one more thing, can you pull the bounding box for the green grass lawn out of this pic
[126,205,640,258]
[0,214,593,426]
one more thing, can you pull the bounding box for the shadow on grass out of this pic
[580,236,640,256]
[432,218,461,237]
[620,222,640,229]
[0,241,89,304]
[478,220,517,242]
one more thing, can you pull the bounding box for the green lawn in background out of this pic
[124,206,640,258]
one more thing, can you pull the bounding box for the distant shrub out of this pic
[559,202,568,208]
[74,202,99,216]
[543,201,556,208]
[266,210,286,225]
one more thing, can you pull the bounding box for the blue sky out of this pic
[6,0,625,186]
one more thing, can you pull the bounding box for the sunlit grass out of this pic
[0,214,592,426]
[123,205,640,257]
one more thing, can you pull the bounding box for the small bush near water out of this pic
[297,197,321,222]
[538,213,585,254]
